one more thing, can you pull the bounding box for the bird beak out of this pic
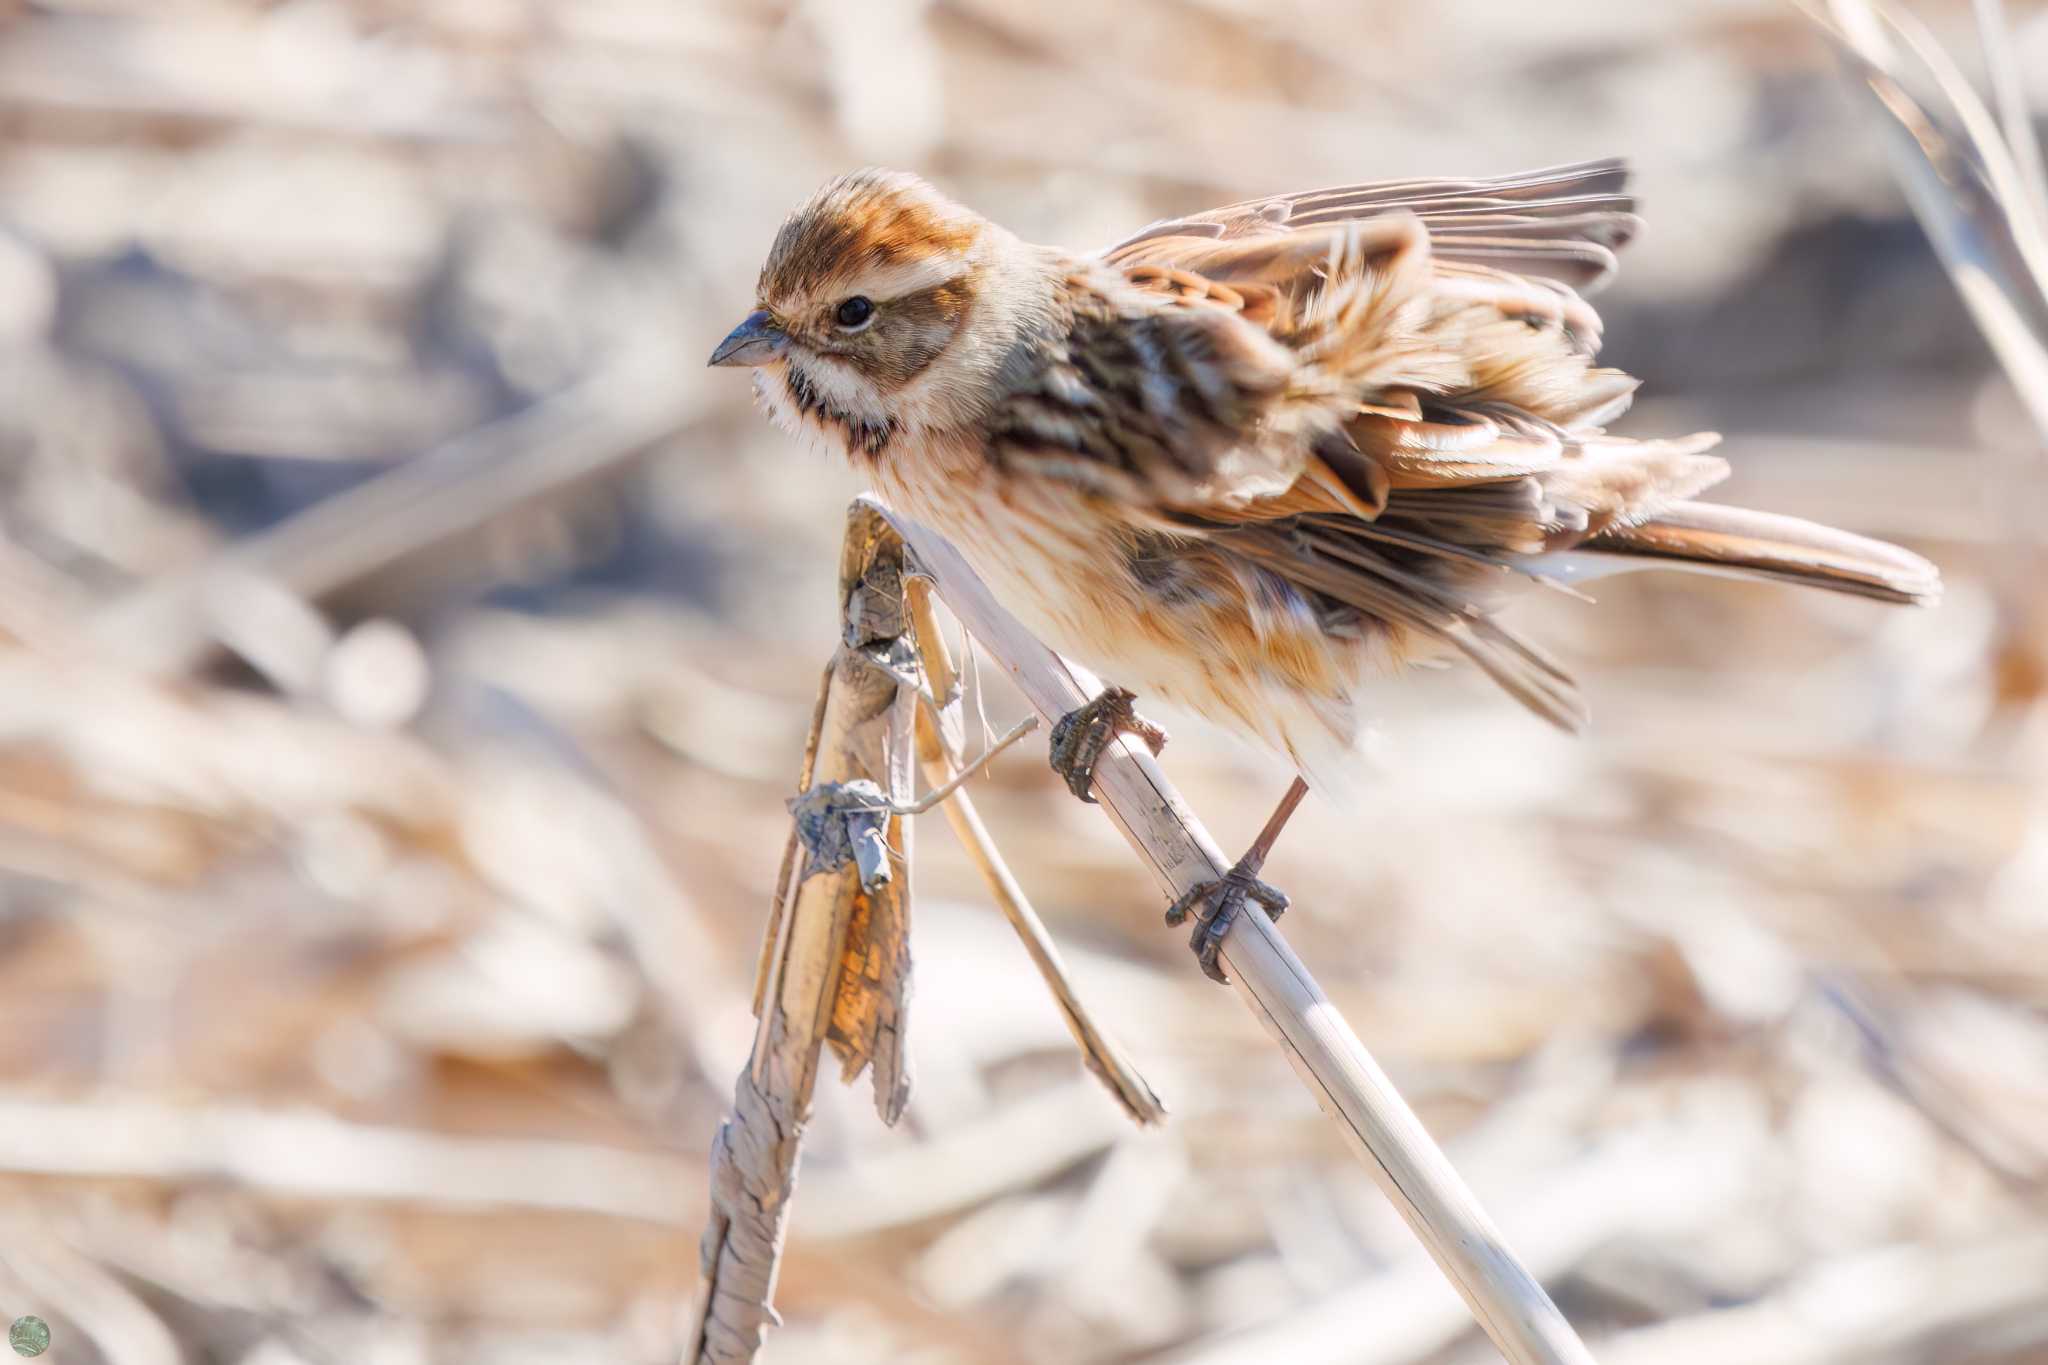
[708,310,787,368]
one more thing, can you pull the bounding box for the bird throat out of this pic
[784,361,897,458]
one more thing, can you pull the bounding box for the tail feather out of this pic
[1550,502,1941,606]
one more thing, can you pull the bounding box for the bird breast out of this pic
[867,431,1368,776]
[871,431,1119,662]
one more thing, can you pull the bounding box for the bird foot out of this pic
[1165,859,1289,984]
[1048,686,1167,803]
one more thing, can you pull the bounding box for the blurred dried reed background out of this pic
[2,1,2048,1362]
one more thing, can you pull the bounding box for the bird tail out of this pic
[1537,502,1941,606]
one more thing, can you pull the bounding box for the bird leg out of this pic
[1166,776,1309,983]
[1047,685,1168,803]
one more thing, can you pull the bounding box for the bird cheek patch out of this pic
[845,280,975,392]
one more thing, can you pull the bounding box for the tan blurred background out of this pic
[2,1,2047,1362]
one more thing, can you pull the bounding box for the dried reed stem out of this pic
[906,575,1168,1125]
[689,504,920,1364]
[1971,0,2048,219]
[1818,0,2048,448]
[875,496,1595,1365]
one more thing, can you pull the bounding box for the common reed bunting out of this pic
[712,161,1939,981]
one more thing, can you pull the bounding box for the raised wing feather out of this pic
[1104,158,1642,292]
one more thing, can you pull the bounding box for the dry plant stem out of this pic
[1818,0,2048,448]
[1972,0,2048,218]
[1164,1112,1758,1365]
[1815,974,2048,1187]
[877,496,1594,1365]
[690,505,919,1365]
[1597,1231,2048,1365]
[0,1095,695,1221]
[897,714,1039,812]
[89,350,703,674]
[906,578,1168,1124]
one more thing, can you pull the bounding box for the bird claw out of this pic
[1165,863,1289,984]
[1048,686,1167,803]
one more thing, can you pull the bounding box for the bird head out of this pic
[711,170,1054,457]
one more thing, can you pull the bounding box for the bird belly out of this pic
[872,449,1371,793]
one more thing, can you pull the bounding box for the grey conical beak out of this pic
[708,310,787,367]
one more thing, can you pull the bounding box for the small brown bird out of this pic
[712,161,1940,981]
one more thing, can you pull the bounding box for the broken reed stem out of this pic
[877,495,1596,1365]
[690,506,919,1365]
[905,576,1168,1125]
[693,504,1161,1364]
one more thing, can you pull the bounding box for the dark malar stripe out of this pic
[785,363,896,458]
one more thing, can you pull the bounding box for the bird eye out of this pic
[835,296,874,329]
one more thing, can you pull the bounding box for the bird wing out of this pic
[989,213,1449,514]
[986,161,1929,732]
[986,163,1671,728]
[1102,157,1641,295]
[1058,159,1683,521]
